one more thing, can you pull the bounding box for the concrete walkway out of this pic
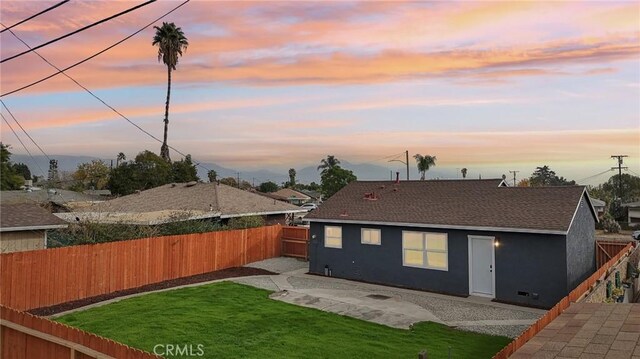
[234,258,545,338]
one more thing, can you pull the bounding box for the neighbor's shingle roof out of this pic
[305,179,593,233]
[0,189,103,205]
[272,188,310,200]
[0,203,67,231]
[77,182,304,218]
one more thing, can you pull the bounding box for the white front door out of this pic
[468,236,495,298]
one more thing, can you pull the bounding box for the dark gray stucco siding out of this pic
[309,222,568,308]
[565,195,596,291]
[309,223,470,296]
[493,231,567,308]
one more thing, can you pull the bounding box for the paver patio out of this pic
[511,302,640,359]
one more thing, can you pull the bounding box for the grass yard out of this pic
[56,282,510,358]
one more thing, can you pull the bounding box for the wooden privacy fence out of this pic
[281,226,309,260]
[492,241,635,359]
[596,240,632,268]
[1,305,160,359]
[0,225,283,311]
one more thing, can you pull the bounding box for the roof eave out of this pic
[220,209,308,219]
[303,218,568,235]
[0,224,68,232]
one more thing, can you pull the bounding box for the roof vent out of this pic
[170,183,177,188]
[395,172,400,184]
[340,210,349,217]
[363,192,378,201]
[379,185,385,189]
[185,181,197,187]
[135,190,141,195]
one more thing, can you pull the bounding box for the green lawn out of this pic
[56,282,510,359]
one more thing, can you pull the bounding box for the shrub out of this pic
[602,214,621,233]
[226,215,265,229]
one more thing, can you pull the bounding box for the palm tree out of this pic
[461,168,467,179]
[116,152,126,167]
[317,155,340,173]
[152,22,189,162]
[288,168,297,188]
[413,154,437,180]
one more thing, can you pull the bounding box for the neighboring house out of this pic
[83,189,112,197]
[622,201,640,226]
[56,182,306,225]
[590,198,606,218]
[299,189,323,203]
[271,188,312,205]
[0,203,67,253]
[305,179,598,309]
[0,188,105,212]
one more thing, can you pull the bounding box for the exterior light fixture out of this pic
[494,241,500,248]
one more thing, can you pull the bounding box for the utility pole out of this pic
[610,155,628,200]
[237,172,240,189]
[388,150,410,181]
[405,150,409,180]
[509,170,519,187]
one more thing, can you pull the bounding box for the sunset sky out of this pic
[1,1,639,184]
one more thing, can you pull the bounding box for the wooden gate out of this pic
[596,240,633,268]
[282,226,309,260]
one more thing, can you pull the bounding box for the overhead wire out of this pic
[0,0,191,97]
[576,169,613,184]
[1,100,51,161]
[1,0,156,64]
[0,113,48,179]
[1,2,214,174]
[0,0,70,34]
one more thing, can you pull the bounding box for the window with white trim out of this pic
[324,226,342,248]
[361,228,381,245]
[402,231,448,270]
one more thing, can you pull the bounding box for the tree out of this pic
[461,168,467,179]
[517,178,530,187]
[0,143,25,190]
[116,152,126,167]
[207,169,218,182]
[258,181,279,193]
[589,174,640,221]
[152,22,189,162]
[317,155,341,173]
[287,168,297,188]
[219,177,238,187]
[108,150,198,195]
[171,154,199,183]
[73,160,110,190]
[413,154,437,180]
[321,166,356,198]
[307,182,320,191]
[529,165,575,187]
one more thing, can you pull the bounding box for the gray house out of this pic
[305,179,598,309]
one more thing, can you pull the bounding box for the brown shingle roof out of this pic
[0,203,67,231]
[305,179,593,234]
[271,188,311,200]
[72,182,305,223]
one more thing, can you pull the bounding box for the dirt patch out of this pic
[29,267,275,316]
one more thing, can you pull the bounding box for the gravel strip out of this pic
[245,257,308,274]
[287,276,541,322]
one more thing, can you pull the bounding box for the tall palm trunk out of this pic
[160,65,172,162]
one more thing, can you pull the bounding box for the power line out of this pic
[0,113,47,178]
[0,0,191,97]
[0,0,70,34]
[1,100,51,161]
[576,169,612,184]
[1,0,156,64]
[2,10,214,174]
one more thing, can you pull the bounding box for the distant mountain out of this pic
[11,154,474,185]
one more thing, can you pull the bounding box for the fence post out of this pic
[418,350,427,359]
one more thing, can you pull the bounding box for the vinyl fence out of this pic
[0,225,283,311]
[492,241,635,359]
